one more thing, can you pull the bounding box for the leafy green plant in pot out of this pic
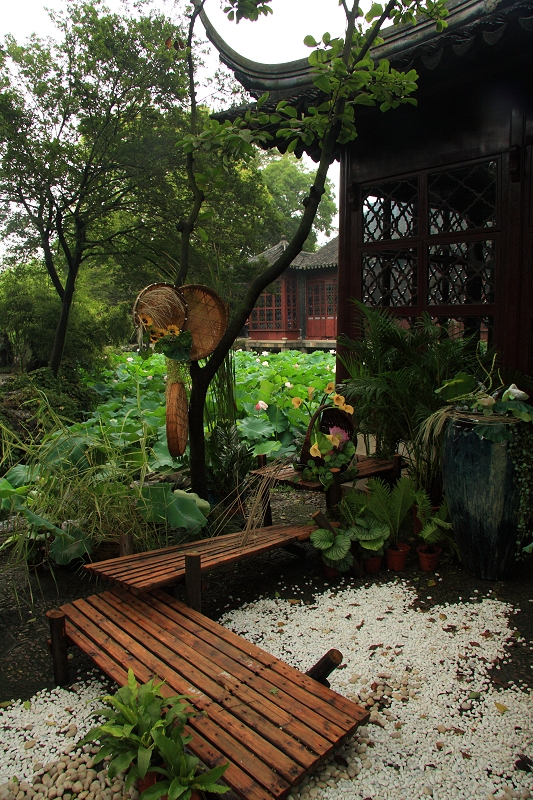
[78,670,229,799]
[337,490,389,573]
[310,525,354,576]
[360,477,416,571]
[413,490,453,571]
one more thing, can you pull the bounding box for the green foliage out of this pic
[338,477,416,550]
[224,0,273,23]
[309,527,354,572]
[339,303,492,499]
[259,154,337,250]
[78,669,209,793]
[412,490,452,547]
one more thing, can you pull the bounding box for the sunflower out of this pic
[138,313,153,327]
[166,324,181,336]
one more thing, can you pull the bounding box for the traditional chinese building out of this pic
[247,236,338,350]
[200,0,533,374]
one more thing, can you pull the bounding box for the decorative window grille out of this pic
[428,161,497,234]
[428,241,495,305]
[307,280,338,318]
[286,278,298,330]
[362,249,418,306]
[250,281,282,330]
[362,178,418,242]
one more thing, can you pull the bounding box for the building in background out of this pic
[247,236,338,351]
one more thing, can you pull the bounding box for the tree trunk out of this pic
[189,362,210,498]
[49,269,78,377]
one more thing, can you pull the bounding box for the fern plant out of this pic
[413,489,453,553]
[338,476,416,551]
[338,302,493,501]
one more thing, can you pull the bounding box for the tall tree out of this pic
[168,0,449,495]
[0,1,189,375]
[260,153,337,250]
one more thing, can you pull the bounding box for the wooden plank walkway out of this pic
[84,523,315,595]
[59,588,368,800]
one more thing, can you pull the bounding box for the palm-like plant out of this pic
[339,303,492,500]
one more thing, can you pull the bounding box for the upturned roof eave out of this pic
[196,0,529,96]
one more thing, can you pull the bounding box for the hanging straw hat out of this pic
[179,284,228,360]
[166,381,189,457]
[133,283,187,335]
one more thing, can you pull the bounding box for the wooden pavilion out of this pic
[201,0,533,374]
[247,236,339,350]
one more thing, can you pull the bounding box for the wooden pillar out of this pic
[306,648,343,688]
[119,533,133,556]
[185,552,202,612]
[46,610,69,687]
[392,454,402,481]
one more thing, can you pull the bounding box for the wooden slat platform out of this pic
[84,523,315,595]
[60,588,368,800]
[258,456,402,492]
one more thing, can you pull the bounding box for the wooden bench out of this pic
[49,588,368,800]
[84,523,315,599]
[253,454,403,520]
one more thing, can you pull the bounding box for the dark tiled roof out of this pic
[200,0,533,99]
[251,236,338,271]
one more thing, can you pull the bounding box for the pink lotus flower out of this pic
[255,400,268,411]
[328,426,350,448]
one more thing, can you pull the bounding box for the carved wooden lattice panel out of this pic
[250,280,282,330]
[428,240,495,305]
[362,249,418,306]
[428,161,497,234]
[285,278,298,330]
[362,178,418,242]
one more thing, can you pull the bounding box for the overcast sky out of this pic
[2,0,346,241]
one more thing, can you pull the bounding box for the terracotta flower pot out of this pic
[385,542,410,571]
[363,555,382,574]
[323,564,340,579]
[417,544,442,572]
[138,772,203,800]
[138,771,162,796]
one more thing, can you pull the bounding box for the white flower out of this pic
[255,400,268,411]
[329,349,336,354]
[147,375,153,380]
[285,381,293,388]
[256,358,261,363]
[126,357,134,362]
[502,383,529,402]
[236,348,242,352]
[262,361,269,366]
[293,364,299,368]
[261,351,269,356]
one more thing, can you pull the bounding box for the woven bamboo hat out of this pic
[179,284,228,360]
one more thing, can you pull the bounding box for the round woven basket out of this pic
[133,283,187,334]
[166,381,189,457]
[300,405,356,466]
[179,284,228,360]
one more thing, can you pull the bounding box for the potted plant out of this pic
[423,365,533,579]
[413,490,453,571]
[337,490,389,573]
[79,669,229,800]
[310,524,354,576]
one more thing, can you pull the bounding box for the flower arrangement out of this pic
[293,384,357,488]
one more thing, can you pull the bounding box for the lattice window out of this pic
[362,178,418,242]
[308,282,324,318]
[285,278,298,330]
[250,281,282,330]
[428,240,494,305]
[326,282,338,317]
[362,249,418,306]
[428,161,497,234]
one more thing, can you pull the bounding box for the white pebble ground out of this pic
[1,580,532,800]
[219,580,533,800]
